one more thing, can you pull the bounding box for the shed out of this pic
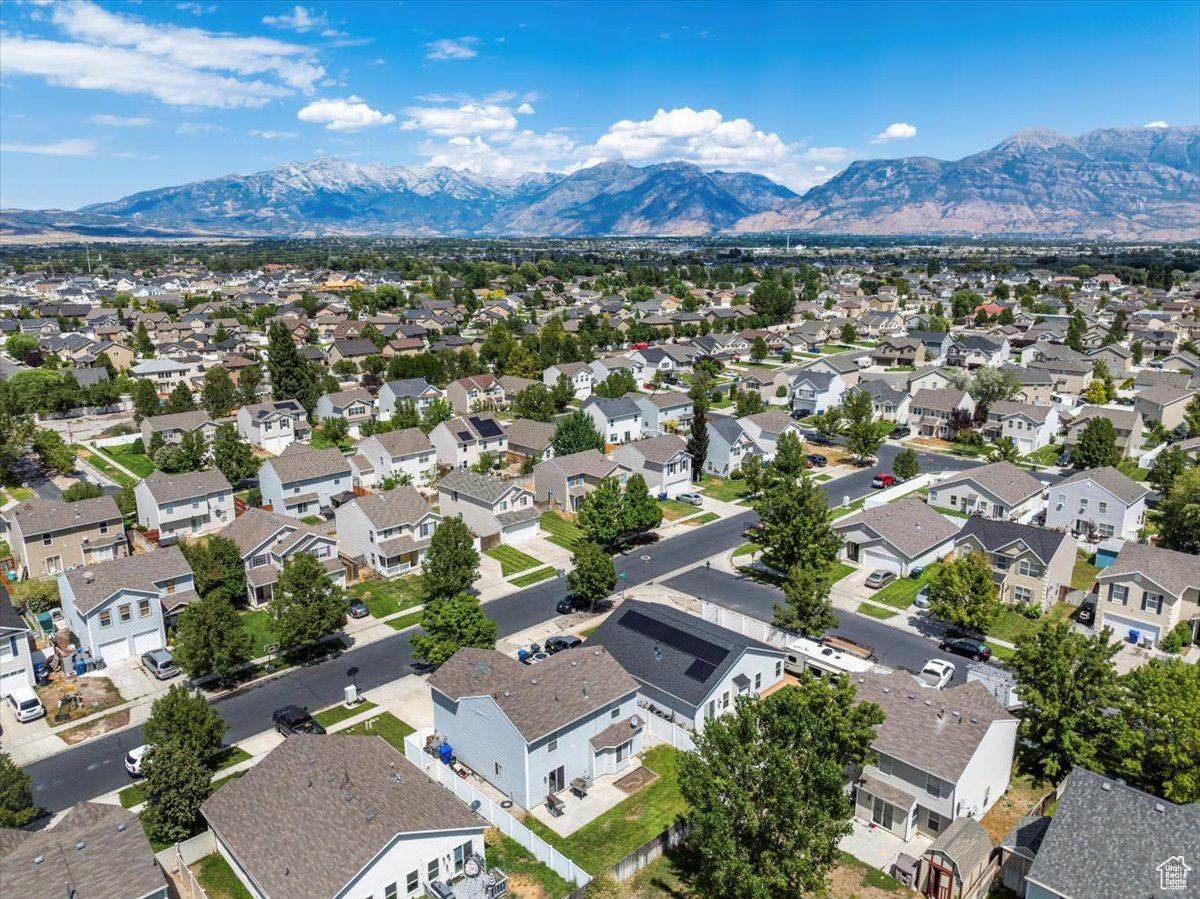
[917,817,996,899]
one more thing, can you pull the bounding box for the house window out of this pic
[1017,559,1042,578]
[454,841,473,873]
[119,604,132,623]
[1097,523,1115,538]
[925,773,950,797]
[1142,592,1164,615]
[427,860,439,882]
[775,661,782,678]
[754,672,762,691]
[548,734,558,753]
[1110,584,1129,605]
[405,872,419,895]
[948,495,956,506]
[383,883,397,899]
[722,691,730,709]
[1098,501,1108,514]
[99,522,109,536]
[1079,498,1088,511]
[926,810,948,834]
[99,610,112,627]
[138,599,151,618]
[42,533,53,547]
[251,554,267,568]
[611,706,621,719]
[1013,586,1033,604]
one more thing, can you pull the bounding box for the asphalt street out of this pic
[22,446,988,812]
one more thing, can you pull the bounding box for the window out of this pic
[405,872,419,895]
[99,522,109,536]
[775,661,782,678]
[293,486,300,494]
[1079,498,1088,511]
[99,610,112,627]
[1142,592,1164,615]
[1013,586,1033,604]
[925,773,950,797]
[454,841,472,874]
[251,554,267,568]
[1017,558,1042,578]
[119,604,132,623]
[1110,584,1129,606]
[1098,501,1108,514]
[754,672,762,690]
[42,533,52,547]
[427,860,439,882]
[877,753,894,776]
[722,691,730,709]
[383,883,398,899]
[548,734,558,753]
[1098,523,1115,538]
[138,599,151,618]
[948,495,956,506]
[926,809,948,834]
[612,706,620,719]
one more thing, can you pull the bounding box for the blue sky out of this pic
[1,0,1197,209]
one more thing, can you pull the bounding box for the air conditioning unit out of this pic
[428,882,454,899]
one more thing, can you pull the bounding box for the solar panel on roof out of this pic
[617,609,730,666]
[684,659,717,682]
[455,430,472,441]
[469,416,504,439]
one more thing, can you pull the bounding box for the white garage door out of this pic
[133,630,161,655]
[98,637,131,664]
[502,519,539,544]
[1103,614,1160,648]
[863,547,901,575]
[0,668,29,698]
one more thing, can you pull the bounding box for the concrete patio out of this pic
[526,757,649,837]
[840,817,933,875]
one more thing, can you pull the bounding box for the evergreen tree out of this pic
[131,378,161,423]
[133,322,154,357]
[750,336,768,361]
[200,366,236,418]
[237,363,263,407]
[550,373,575,410]
[267,322,318,411]
[686,408,709,484]
[211,423,256,484]
[162,382,196,414]
[410,592,497,666]
[0,752,37,828]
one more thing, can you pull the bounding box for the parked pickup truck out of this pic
[273,705,327,736]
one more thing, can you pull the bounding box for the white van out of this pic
[6,685,45,723]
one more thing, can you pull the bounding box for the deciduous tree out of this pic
[620,473,663,539]
[813,407,842,441]
[753,474,840,577]
[421,516,480,601]
[143,683,228,762]
[62,481,104,502]
[200,366,236,418]
[1111,658,1200,803]
[927,552,1000,632]
[511,383,556,422]
[1158,467,1200,554]
[552,409,605,457]
[142,741,212,845]
[577,476,625,548]
[776,563,837,635]
[130,378,160,423]
[268,552,346,651]
[567,540,618,609]
[841,389,882,463]
[211,423,256,485]
[32,428,75,475]
[1073,417,1121,469]
[892,448,920,481]
[173,592,254,682]
[1148,444,1188,494]
[179,535,247,606]
[988,436,1021,464]
[162,382,196,414]
[968,366,1022,417]
[410,592,498,667]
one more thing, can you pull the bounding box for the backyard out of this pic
[1071,550,1101,592]
[1023,444,1062,467]
[346,576,423,617]
[484,829,577,899]
[485,544,543,576]
[1116,459,1149,482]
[192,853,254,899]
[72,445,135,487]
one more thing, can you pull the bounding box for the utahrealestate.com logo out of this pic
[1157,856,1192,892]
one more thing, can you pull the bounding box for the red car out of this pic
[871,473,896,489]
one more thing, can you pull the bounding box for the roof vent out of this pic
[924,700,932,707]
[116,823,127,833]
[570,660,578,667]
[1154,802,1165,813]
[365,806,377,822]
[1100,782,1112,792]
[882,687,890,694]
[75,841,86,851]
[390,771,403,784]
[503,690,510,697]
[84,570,95,582]
[530,678,538,685]
[970,717,977,724]
[33,856,44,866]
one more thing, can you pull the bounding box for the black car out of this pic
[1058,447,1072,466]
[544,635,583,654]
[1077,598,1097,627]
[273,705,327,736]
[347,598,369,619]
[939,637,991,662]
[556,594,590,614]
[889,426,911,439]
[806,453,828,467]
[809,432,832,446]
[790,409,808,420]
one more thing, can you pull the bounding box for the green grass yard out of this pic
[661,498,702,520]
[95,442,156,478]
[827,562,855,584]
[193,853,254,899]
[341,712,415,752]
[732,542,758,557]
[239,609,278,658]
[540,512,583,550]
[485,831,577,899]
[509,566,557,587]
[698,475,749,503]
[1023,444,1062,467]
[857,603,898,620]
[386,610,424,631]
[831,497,866,519]
[314,700,378,728]
[930,504,971,519]
[1117,460,1149,482]
[485,545,542,576]
[1072,551,1101,592]
[870,563,941,609]
[988,602,1075,645]
[73,445,135,487]
[681,511,719,526]
[346,577,423,618]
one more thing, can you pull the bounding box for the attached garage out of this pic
[1101,613,1159,648]
[98,637,131,665]
[501,518,539,545]
[862,546,901,575]
[0,667,30,698]
[132,629,162,655]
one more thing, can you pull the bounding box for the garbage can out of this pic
[73,655,87,677]
[1127,629,1141,645]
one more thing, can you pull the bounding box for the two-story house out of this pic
[446,374,506,414]
[1094,542,1199,647]
[377,377,444,420]
[259,444,353,518]
[610,435,692,499]
[582,396,643,447]
[429,413,508,470]
[59,547,194,664]
[533,450,632,511]
[1044,466,1149,541]
[983,402,1060,454]
[947,334,1010,369]
[503,418,556,465]
[140,410,219,452]
[910,388,977,439]
[236,399,310,455]
[738,410,803,463]
[134,469,234,544]
[335,487,440,577]
[218,508,344,606]
[929,462,1045,522]
[6,496,127,578]
[438,469,539,545]
[130,357,199,395]
[314,388,375,437]
[633,391,693,436]
[1,589,35,697]
[704,417,760,477]
[853,379,912,424]
[1062,406,1144,460]
[589,355,645,388]
[1132,383,1195,432]
[353,428,436,488]
[907,331,953,365]
[871,337,926,368]
[429,646,642,810]
[543,362,594,399]
[787,369,847,416]
[953,518,1076,611]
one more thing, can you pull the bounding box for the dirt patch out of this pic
[615,765,659,795]
[39,674,124,727]
[60,709,131,744]
[824,862,915,898]
[980,775,1052,843]
[504,872,549,899]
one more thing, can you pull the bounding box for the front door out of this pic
[846,542,860,562]
[928,862,954,899]
[548,766,565,793]
[616,741,631,764]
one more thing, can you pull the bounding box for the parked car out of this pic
[913,587,931,609]
[5,685,45,723]
[347,598,369,619]
[889,426,911,439]
[939,637,992,662]
[865,569,897,589]
[1058,447,1072,466]
[790,409,808,420]
[556,593,590,614]
[871,473,896,489]
[909,566,924,580]
[140,648,179,680]
[809,432,832,446]
[544,635,583,654]
[806,453,828,467]
[273,705,327,736]
[677,492,704,506]
[1076,597,1097,627]
[125,743,153,777]
[917,659,956,689]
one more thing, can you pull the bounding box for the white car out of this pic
[913,587,931,609]
[125,744,153,777]
[917,659,955,690]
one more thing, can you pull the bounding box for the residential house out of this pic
[218,508,343,606]
[586,600,785,733]
[236,399,310,455]
[983,402,1060,454]
[503,418,556,465]
[582,395,643,446]
[704,417,760,477]
[633,390,693,436]
[59,547,194,664]
[0,803,167,899]
[6,496,127,578]
[429,647,642,810]
[0,589,35,696]
[134,469,234,544]
[1062,406,1144,459]
[141,409,219,451]
[850,671,1017,842]
[544,362,594,399]
[908,331,953,365]
[1029,357,1094,395]
[916,818,997,899]
[202,735,489,899]
[497,374,537,407]
[1044,466,1149,541]
[354,428,436,488]
[909,366,957,394]
[335,487,440,577]
[130,357,198,395]
[852,380,911,424]
[947,334,1010,369]
[259,443,353,518]
[1133,383,1195,432]
[533,450,631,511]
[910,389,977,439]
[377,378,444,419]
[611,435,692,499]
[787,369,846,415]
[429,413,508,469]
[589,355,645,387]
[438,469,539,546]
[954,518,1076,610]
[314,388,375,437]
[929,462,1045,523]
[800,353,864,387]
[327,338,378,365]
[446,374,506,414]
[871,337,926,368]
[834,497,961,575]
[1011,368,1055,406]
[738,410,803,462]
[1087,344,1132,375]
[1094,542,1199,647]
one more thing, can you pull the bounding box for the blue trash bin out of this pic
[438,743,453,766]
[74,656,87,677]
[1127,629,1141,645]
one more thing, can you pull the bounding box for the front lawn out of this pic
[346,577,423,618]
[314,700,378,728]
[192,853,254,899]
[342,712,415,752]
[698,475,748,503]
[119,746,252,809]
[1024,444,1062,467]
[239,609,278,658]
[96,442,156,478]
[857,603,898,620]
[485,545,542,576]
[831,497,866,519]
[386,610,424,631]
[540,512,583,550]
[732,542,758,558]
[485,829,577,899]
[661,498,702,520]
[1071,551,1101,592]
[524,745,686,873]
[827,562,855,584]
[988,602,1075,645]
[682,511,719,527]
[510,566,557,587]
[871,563,941,609]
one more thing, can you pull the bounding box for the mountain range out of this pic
[3,127,1197,240]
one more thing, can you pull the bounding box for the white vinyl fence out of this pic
[699,601,793,649]
[642,713,695,752]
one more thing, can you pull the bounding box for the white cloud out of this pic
[87,114,153,127]
[176,121,224,134]
[297,95,395,131]
[419,131,578,179]
[425,37,479,61]
[516,102,535,115]
[249,129,299,139]
[0,138,99,156]
[870,122,917,144]
[262,6,327,32]
[1144,120,1169,129]
[176,2,217,14]
[402,103,517,137]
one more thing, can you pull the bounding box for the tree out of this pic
[237,363,263,407]
[1158,467,1200,554]
[143,683,228,761]
[679,677,885,899]
[266,322,318,411]
[754,474,840,577]
[734,389,766,417]
[62,481,104,502]
[1073,417,1121,469]
[421,517,480,601]
[141,741,212,845]
[926,552,1000,633]
[410,592,498,667]
[552,409,605,456]
[162,381,196,414]
[0,752,37,828]
[813,407,842,441]
[173,592,254,682]
[968,367,1022,417]
[841,389,882,463]
[749,280,794,323]
[320,416,350,446]
[577,476,625,548]
[567,540,618,610]
[1148,444,1188,494]
[268,552,346,652]
[419,398,453,434]
[1082,379,1109,405]
[1010,621,1121,784]
[1131,340,1144,365]
[211,423,256,484]
[200,366,236,418]
[776,563,838,635]
[686,407,709,484]
[988,436,1021,464]
[1184,394,1200,437]
[32,428,75,475]
[389,398,421,431]
[178,535,247,607]
[133,322,154,357]
[1111,658,1200,803]
[839,322,857,344]
[741,452,764,496]
[620,473,663,539]
[130,378,160,423]
[511,383,556,422]
[1066,311,1086,352]
[893,448,920,481]
[750,336,768,362]
[594,369,638,399]
[770,431,807,482]
[550,373,575,410]
[5,333,38,362]
[505,345,544,380]
[360,322,386,350]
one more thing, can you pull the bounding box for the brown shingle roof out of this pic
[620,433,688,465]
[834,497,961,559]
[1097,542,1200,599]
[264,443,351,484]
[6,495,121,535]
[141,468,231,503]
[936,461,1044,506]
[345,486,432,528]
[1055,466,1149,505]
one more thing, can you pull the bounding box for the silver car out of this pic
[914,586,931,609]
[865,569,896,589]
[677,492,704,506]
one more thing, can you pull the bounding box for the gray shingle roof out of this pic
[264,443,351,485]
[544,449,621,478]
[141,468,231,504]
[987,401,1052,423]
[346,486,432,528]
[936,461,1044,506]
[439,468,515,504]
[620,434,688,465]
[911,387,970,412]
[218,507,324,557]
[584,395,641,418]
[65,545,191,614]
[955,517,1071,566]
[1055,466,1150,505]
[1097,541,1200,599]
[364,426,432,457]
[927,817,994,876]
[835,497,961,559]
[201,735,483,899]
[504,418,556,452]
[6,495,121,535]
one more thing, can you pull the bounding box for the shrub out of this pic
[1019,603,1043,620]
[1160,621,1193,654]
[775,385,788,398]
[11,578,60,613]
[730,468,744,480]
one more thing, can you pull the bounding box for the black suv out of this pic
[545,635,583,654]
[806,453,828,467]
[889,425,911,439]
[809,432,832,446]
[938,637,991,662]
[273,705,327,736]
[556,593,590,614]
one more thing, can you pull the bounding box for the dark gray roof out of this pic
[1025,767,1200,899]
[1097,542,1200,599]
[201,735,483,899]
[584,395,641,418]
[1000,814,1051,861]
[708,416,746,444]
[141,468,231,503]
[65,545,192,615]
[586,600,782,708]
[956,517,1071,566]
[834,497,961,560]
[382,377,437,397]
